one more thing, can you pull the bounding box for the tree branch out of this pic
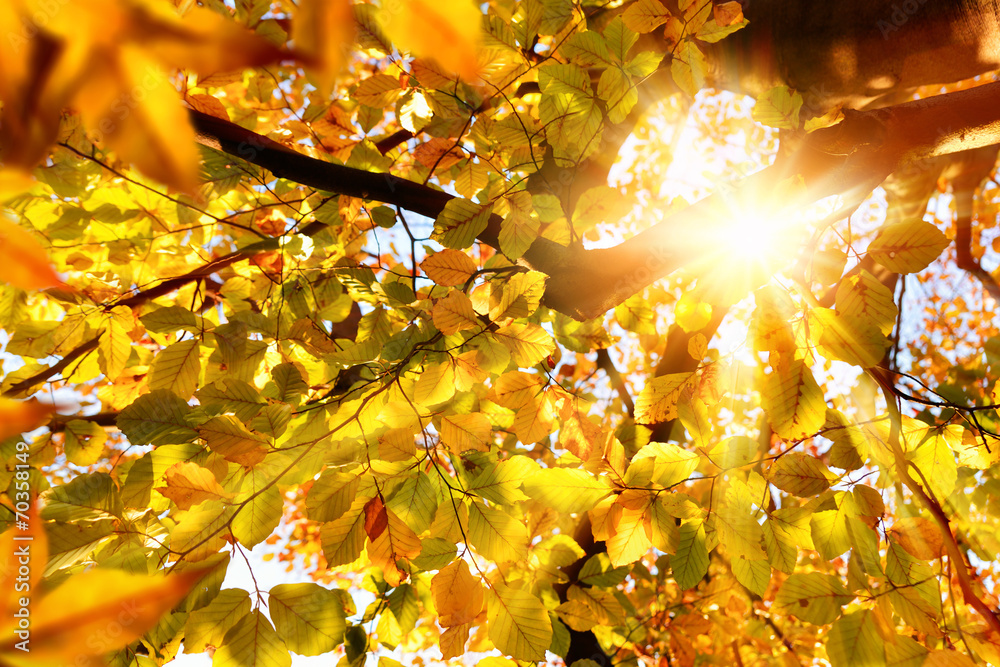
[871,367,1000,638]
[2,337,100,398]
[190,81,1000,322]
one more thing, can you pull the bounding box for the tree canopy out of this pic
[3,1,1000,666]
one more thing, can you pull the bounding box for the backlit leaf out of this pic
[213,609,292,667]
[487,582,552,662]
[522,467,611,513]
[774,572,853,625]
[0,214,62,290]
[269,583,346,656]
[868,220,950,273]
[433,199,492,249]
[381,0,482,80]
[762,359,827,441]
[156,461,233,510]
[635,372,697,424]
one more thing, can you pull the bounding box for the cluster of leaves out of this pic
[1,0,1000,666]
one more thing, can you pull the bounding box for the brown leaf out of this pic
[364,496,388,540]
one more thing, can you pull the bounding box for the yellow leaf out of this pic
[432,291,479,334]
[762,359,827,441]
[635,372,697,424]
[606,504,652,566]
[156,461,234,510]
[422,249,478,286]
[381,0,483,81]
[432,560,485,627]
[487,582,552,661]
[675,292,712,332]
[440,413,492,452]
[367,507,422,587]
[0,215,62,290]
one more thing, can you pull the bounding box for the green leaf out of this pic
[521,467,611,513]
[267,362,309,405]
[538,62,592,98]
[269,583,346,656]
[578,553,629,587]
[184,589,252,652]
[196,379,266,421]
[560,30,611,67]
[752,85,803,129]
[140,305,202,333]
[487,582,553,662]
[149,338,201,400]
[232,471,283,548]
[213,609,292,667]
[117,389,198,447]
[321,496,369,567]
[696,16,748,43]
[604,16,638,63]
[432,199,492,249]
[868,219,949,273]
[775,572,853,625]
[825,610,886,667]
[762,359,827,441]
[671,520,709,590]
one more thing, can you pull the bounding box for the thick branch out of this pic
[191,82,1000,322]
[543,81,1000,319]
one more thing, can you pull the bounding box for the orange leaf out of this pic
[713,1,744,26]
[889,517,945,560]
[74,47,201,194]
[0,516,205,667]
[294,0,356,94]
[0,216,62,290]
[381,0,483,81]
[0,568,206,666]
[0,399,56,440]
[364,496,388,541]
